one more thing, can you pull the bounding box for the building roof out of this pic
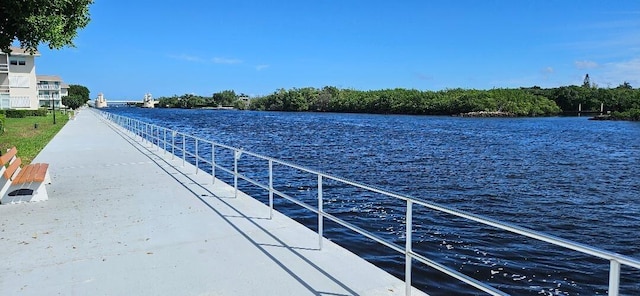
[7,46,41,57]
[37,75,63,82]
[61,83,70,88]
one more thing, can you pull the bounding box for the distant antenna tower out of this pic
[583,74,591,88]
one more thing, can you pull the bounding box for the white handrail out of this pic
[97,110,639,296]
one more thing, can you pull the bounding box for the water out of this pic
[103,108,640,295]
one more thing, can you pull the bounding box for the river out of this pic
[102,107,640,295]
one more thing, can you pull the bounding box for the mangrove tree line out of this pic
[154,82,640,119]
[248,83,639,118]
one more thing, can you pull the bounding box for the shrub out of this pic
[5,109,27,118]
[0,114,5,135]
[32,108,48,116]
[3,109,48,118]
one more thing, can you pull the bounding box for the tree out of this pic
[0,0,93,53]
[617,81,632,90]
[212,90,237,106]
[62,94,87,110]
[68,84,90,102]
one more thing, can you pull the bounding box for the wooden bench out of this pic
[0,147,51,204]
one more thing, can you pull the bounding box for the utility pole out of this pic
[51,93,56,124]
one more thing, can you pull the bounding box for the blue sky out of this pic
[34,0,640,100]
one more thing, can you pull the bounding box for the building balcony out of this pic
[38,94,61,100]
[37,84,60,90]
[0,96,31,109]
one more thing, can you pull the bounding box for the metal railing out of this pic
[37,84,60,90]
[97,110,640,296]
[38,95,61,100]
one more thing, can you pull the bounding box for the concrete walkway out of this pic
[0,109,425,296]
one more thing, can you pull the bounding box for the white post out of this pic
[182,134,186,167]
[405,200,413,296]
[195,138,199,174]
[578,103,582,116]
[608,260,620,296]
[211,144,216,184]
[234,149,239,198]
[269,160,273,219]
[171,131,175,160]
[318,174,323,250]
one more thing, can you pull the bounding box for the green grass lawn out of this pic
[1,112,69,165]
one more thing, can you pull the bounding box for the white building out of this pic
[95,93,107,108]
[37,75,69,108]
[1,47,70,110]
[0,47,39,109]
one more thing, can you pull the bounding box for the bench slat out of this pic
[13,164,34,184]
[4,157,21,180]
[32,163,49,183]
[0,147,18,166]
[13,163,50,185]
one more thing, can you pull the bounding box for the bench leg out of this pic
[1,182,49,204]
[44,170,52,184]
[30,182,49,202]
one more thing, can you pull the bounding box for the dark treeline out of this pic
[249,87,561,116]
[156,90,249,110]
[154,82,640,120]
[249,83,640,118]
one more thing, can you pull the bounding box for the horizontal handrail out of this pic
[96,109,639,296]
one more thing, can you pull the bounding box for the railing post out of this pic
[608,260,620,296]
[171,131,175,160]
[195,138,199,174]
[211,144,216,184]
[154,126,158,150]
[405,200,413,296]
[182,134,186,167]
[163,128,167,154]
[318,174,323,250]
[234,149,239,198]
[269,159,274,219]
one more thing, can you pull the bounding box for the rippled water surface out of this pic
[104,108,640,295]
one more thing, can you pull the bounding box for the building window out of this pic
[9,75,30,88]
[9,59,26,66]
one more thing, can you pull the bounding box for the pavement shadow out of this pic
[97,112,361,296]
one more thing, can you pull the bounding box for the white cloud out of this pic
[415,72,434,81]
[575,60,599,69]
[539,67,555,81]
[212,57,243,64]
[601,58,640,86]
[168,54,205,62]
[255,64,270,71]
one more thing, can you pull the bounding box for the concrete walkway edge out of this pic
[0,108,427,296]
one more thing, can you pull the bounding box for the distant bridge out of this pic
[102,100,159,107]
